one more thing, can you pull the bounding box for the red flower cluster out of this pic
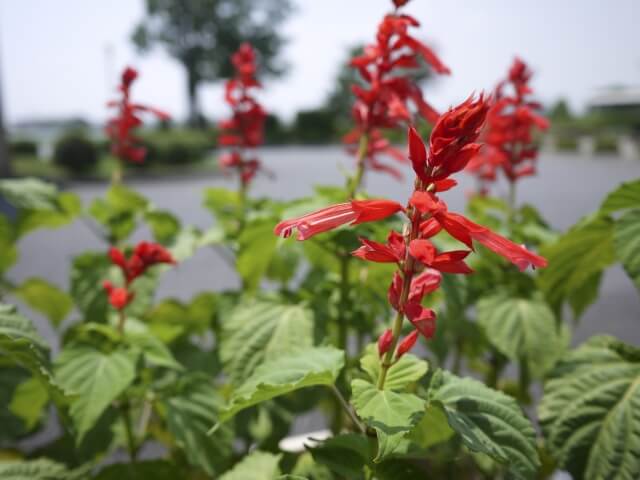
[218,43,267,186]
[467,58,549,192]
[343,0,451,181]
[102,241,175,310]
[275,94,547,360]
[106,67,169,164]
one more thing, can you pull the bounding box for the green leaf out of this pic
[218,451,281,480]
[144,210,181,244]
[614,209,640,291]
[407,403,455,449]
[600,179,640,214]
[0,305,69,421]
[93,461,181,480]
[237,219,279,292]
[0,303,48,348]
[126,329,183,371]
[15,278,72,328]
[0,178,59,211]
[163,374,234,475]
[55,346,138,441]
[477,293,566,377]
[220,300,314,384]
[16,192,81,237]
[539,336,640,480]
[429,370,540,479]
[350,379,425,462]
[9,376,49,430]
[88,185,149,242]
[216,346,344,425]
[360,344,428,391]
[538,214,616,318]
[308,433,372,478]
[0,458,71,479]
[0,215,17,273]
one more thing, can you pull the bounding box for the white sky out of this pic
[1,0,639,124]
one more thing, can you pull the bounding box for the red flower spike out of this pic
[107,242,176,285]
[467,58,549,191]
[106,66,169,165]
[274,200,403,241]
[396,330,420,359]
[107,286,134,310]
[218,42,267,186]
[378,329,394,356]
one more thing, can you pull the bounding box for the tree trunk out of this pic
[187,68,202,128]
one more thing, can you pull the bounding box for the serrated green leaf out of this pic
[429,371,540,479]
[0,458,71,479]
[308,433,372,478]
[600,179,640,214]
[538,214,616,318]
[15,278,72,328]
[0,178,58,211]
[16,192,81,237]
[360,344,428,391]
[9,376,48,430]
[220,300,314,384]
[614,209,640,291]
[477,293,566,377]
[407,402,455,449]
[216,347,344,425]
[350,379,425,462]
[126,330,182,371]
[0,303,48,348]
[539,335,640,480]
[163,374,233,475]
[55,346,138,441]
[218,450,281,480]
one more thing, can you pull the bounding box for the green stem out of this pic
[331,385,365,433]
[112,161,123,185]
[332,255,351,433]
[518,357,531,402]
[507,180,517,223]
[347,133,369,198]
[120,400,137,462]
[117,310,126,335]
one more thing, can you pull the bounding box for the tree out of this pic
[132,0,292,126]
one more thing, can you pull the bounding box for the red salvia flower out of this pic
[396,330,420,358]
[275,93,547,371]
[103,241,176,312]
[343,0,450,183]
[378,329,394,356]
[106,67,169,165]
[274,199,403,241]
[467,58,549,193]
[218,43,267,187]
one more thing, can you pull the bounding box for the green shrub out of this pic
[53,133,98,173]
[595,133,618,153]
[555,135,578,151]
[9,139,38,156]
[140,129,211,166]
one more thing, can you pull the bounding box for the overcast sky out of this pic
[2,0,638,125]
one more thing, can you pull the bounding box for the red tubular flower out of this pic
[343,0,450,183]
[352,230,405,263]
[410,191,547,271]
[468,58,549,192]
[103,281,134,311]
[378,329,394,356]
[274,199,403,241]
[408,239,473,274]
[106,67,169,165]
[396,330,420,358]
[404,302,436,339]
[218,43,267,187]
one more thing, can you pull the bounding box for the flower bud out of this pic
[377,329,394,356]
[396,330,419,359]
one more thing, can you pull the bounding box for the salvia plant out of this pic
[1,1,639,479]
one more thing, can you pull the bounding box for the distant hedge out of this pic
[54,133,98,173]
[9,139,38,156]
